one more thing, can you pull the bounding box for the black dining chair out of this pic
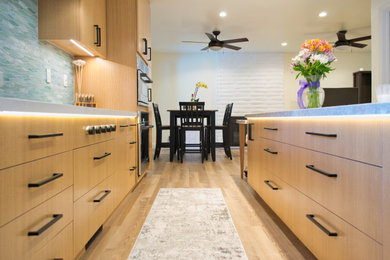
[178,102,206,163]
[206,103,233,160]
[152,103,170,160]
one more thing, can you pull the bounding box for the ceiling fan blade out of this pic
[222,38,249,44]
[205,33,216,41]
[350,42,367,48]
[337,30,347,41]
[182,41,209,44]
[222,44,241,51]
[201,46,210,51]
[349,35,371,42]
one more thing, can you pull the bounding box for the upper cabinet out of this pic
[38,0,107,58]
[136,0,151,65]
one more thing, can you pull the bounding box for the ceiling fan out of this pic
[182,30,249,51]
[333,30,371,48]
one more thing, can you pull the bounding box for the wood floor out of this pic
[80,149,316,260]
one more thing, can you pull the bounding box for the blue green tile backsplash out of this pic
[0,0,74,104]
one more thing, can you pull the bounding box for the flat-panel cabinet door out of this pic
[80,0,107,57]
[137,0,151,62]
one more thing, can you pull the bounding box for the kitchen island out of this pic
[245,103,390,260]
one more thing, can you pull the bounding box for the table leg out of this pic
[211,113,216,161]
[239,124,246,179]
[169,112,175,162]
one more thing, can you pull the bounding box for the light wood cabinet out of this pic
[0,152,73,227]
[136,0,152,64]
[247,116,384,259]
[38,0,107,58]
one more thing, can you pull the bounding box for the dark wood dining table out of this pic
[167,109,217,162]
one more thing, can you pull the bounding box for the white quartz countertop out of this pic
[0,97,138,117]
[245,102,390,118]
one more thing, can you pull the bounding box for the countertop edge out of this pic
[0,97,138,117]
[245,102,390,118]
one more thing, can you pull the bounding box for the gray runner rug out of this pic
[128,188,248,259]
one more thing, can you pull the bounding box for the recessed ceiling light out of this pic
[319,11,327,17]
[219,11,227,17]
[360,68,364,71]
[281,42,288,46]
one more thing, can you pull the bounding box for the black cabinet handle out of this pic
[28,214,63,236]
[148,88,152,102]
[130,167,137,171]
[264,148,278,155]
[306,165,338,178]
[97,26,101,47]
[120,125,129,128]
[28,133,63,139]
[306,214,338,237]
[248,123,254,141]
[93,190,111,202]
[130,124,137,127]
[28,173,63,188]
[305,132,337,138]
[142,38,148,55]
[129,141,137,144]
[93,152,111,160]
[264,180,279,190]
[94,25,99,45]
[147,47,152,61]
[53,258,63,260]
[264,127,278,131]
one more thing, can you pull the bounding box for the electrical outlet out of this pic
[64,75,68,87]
[46,68,51,84]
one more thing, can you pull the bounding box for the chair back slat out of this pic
[179,102,205,127]
[222,103,233,126]
[152,103,162,127]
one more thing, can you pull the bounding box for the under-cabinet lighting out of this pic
[70,39,95,57]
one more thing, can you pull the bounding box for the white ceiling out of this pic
[150,0,371,53]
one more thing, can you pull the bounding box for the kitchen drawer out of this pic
[293,116,383,166]
[74,175,115,255]
[0,187,73,260]
[73,116,117,148]
[0,115,72,170]
[291,145,382,242]
[31,222,73,260]
[117,117,137,140]
[0,152,73,227]
[74,140,115,201]
[115,169,136,206]
[290,184,382,260]
[251,118,284,142]
[247,139,262,193]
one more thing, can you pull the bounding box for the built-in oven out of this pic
[137,55,153,107]
[138,111,153,177]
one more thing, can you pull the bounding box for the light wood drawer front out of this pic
[0,115,72,170]
[252,118,284,142]
[74,140,115,201]
[291,145,382,242]
[31,222,73,260]
[115,170,136,206]
[290,184,382,260]
[0,152,73,227]
[247,139,263,193]
[292,117,382,166]
[74,175,115,255]
[73,117,117,149]
[0,187,73,260]
[117,117,137,139]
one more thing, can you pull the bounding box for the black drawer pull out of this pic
[93,152,111,160]
[28,133,63,139]
[130,167,137,171]
[264,148,278,155]
[130,124,137,127]
[53,258,63,260]
[264,127,278,131]
[306,165,338,178]
[148,47,152,61]
[120,125,129,128]
[28,173,64,188]
[264,180,279,190]
[248,123,254,141]
[28,214,63,236]
[305,132,337,138]
[129,141,137,144]
[142,38,148,55]
[93,190,111,203]
[306,214,338,237]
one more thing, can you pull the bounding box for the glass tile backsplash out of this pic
[0,0,74,104]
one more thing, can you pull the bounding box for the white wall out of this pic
[284,52,371,110]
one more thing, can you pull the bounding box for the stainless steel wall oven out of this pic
[138,111,153,176]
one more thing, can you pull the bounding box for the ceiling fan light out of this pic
[210,45,223,51]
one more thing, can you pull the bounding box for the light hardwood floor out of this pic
[80,149,316,260]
